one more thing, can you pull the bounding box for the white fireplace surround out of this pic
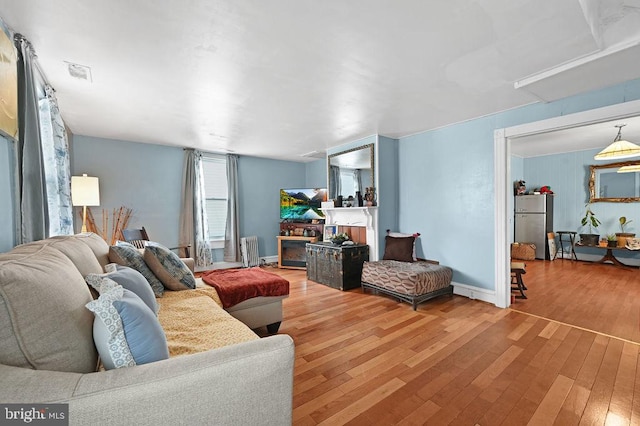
[321,207,379,261]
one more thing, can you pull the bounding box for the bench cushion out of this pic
[362,260,453,296]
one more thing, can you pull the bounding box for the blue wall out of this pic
[238,155,306,257]
[71,136,309,259]
[378,136,399,255]
[398,78,640,290]
[305,159,326,187]
[0,135,14,252]
[71,136,184,247]
[522,148,640,237]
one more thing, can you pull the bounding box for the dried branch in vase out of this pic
[79,206,133,244]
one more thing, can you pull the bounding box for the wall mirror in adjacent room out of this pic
[589,160,640,202]
[327,144,375,201]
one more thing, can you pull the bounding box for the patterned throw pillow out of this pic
[85,280,169,370]
[85,265,158,315]
[143,242,196,291]
[108,242,164,297]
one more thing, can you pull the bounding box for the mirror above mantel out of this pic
[589,160,640,202]
[327,144,375,201]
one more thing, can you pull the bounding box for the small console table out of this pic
[575,243,639,269]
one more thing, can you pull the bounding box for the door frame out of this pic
[493,99,640,308]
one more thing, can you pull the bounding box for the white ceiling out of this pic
[2,1,640,162]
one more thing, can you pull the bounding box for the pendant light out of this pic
[594,124,640,160]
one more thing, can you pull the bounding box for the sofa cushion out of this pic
[0,246,98,373]
[143,242,196,291]
[73,232,111,269]
[109,243,164,297]
[13,235,104,277]
[86,280,169,370]
[86,266,158,314]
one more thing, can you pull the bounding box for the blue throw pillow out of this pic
[143,242,196,291]
[108,243,164,297]
[85,281,169,370]
[85,266,158,315]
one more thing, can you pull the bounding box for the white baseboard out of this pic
[452,281,496,305]
[261,255,278,265]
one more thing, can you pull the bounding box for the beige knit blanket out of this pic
[157,286,258,357]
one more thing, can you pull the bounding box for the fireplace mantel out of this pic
[321,207,379,261]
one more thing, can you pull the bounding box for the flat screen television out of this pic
[280,188,327,221]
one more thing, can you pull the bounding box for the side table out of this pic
[555,231,577,260]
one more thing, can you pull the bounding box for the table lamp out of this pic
[71,174,100,232]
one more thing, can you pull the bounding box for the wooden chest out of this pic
[306,242,370,290]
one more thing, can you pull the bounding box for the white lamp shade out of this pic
[71,175,100,206]
[594,140,640,160]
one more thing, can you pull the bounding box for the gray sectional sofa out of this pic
[0,233,294,425]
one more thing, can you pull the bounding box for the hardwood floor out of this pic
[259,263,640,425]
[510,259,640,344]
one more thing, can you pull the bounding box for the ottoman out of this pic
[361,260,453,310]
[201,267,290,333]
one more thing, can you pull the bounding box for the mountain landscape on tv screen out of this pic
[280,188,327,220]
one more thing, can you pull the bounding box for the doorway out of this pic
[494,99,640,308]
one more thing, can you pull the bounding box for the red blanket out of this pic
[201,267,290,309]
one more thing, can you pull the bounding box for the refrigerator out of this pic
[514,194,554,260]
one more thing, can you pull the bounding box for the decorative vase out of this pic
[616,232,636,247]
[579,234,599,246]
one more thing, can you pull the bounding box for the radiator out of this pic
[240,236,260,268]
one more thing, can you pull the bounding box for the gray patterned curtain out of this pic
[14,34,73,244]
[179,149,213,266]
[15,34,47,243]
[223,154,240,262]
[329,165,341,199]
[39,85,73,236]
[354,169,362,194]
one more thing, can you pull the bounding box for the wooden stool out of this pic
[511,262,527,299]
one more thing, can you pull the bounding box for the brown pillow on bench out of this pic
[382,235,416,262]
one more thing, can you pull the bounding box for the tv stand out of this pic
[279,222,324,238]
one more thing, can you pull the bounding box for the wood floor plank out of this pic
[527,374,574,425]
[554,383,591,426]
[608,341,638,422]
[258,264,640,426]
[579,338,624,425]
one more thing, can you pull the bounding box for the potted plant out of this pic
[616,216,635,247]
[606,234,617,247]
[579,203,601,246]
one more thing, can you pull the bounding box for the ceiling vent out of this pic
[65,62,92,82]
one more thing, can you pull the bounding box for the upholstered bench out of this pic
[361,260,453,310]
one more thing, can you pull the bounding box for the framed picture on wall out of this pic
[323,224,338,241]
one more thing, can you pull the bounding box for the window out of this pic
[340,169,356,195]
[201,155,228,243]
